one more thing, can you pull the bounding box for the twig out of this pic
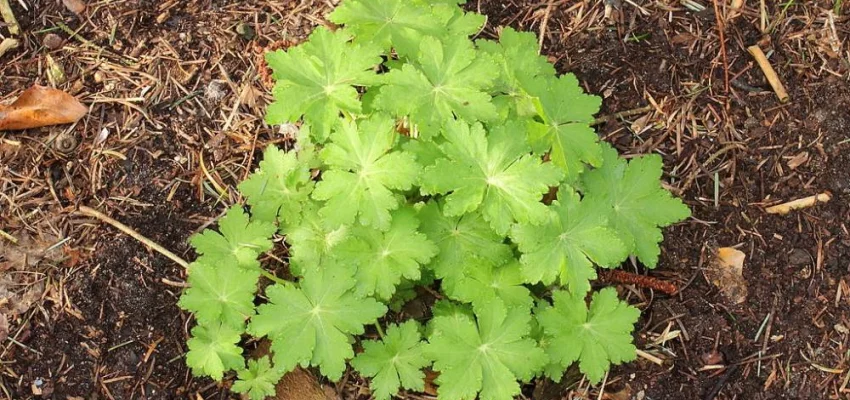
[0,229,16,243]
[590,105,654,126]
[0,37,19,58]
[747,45,789,102]
[636,349,664,365]
[712,0,730,93]
[765,192,831,215]
[537,0,554,53]
[78,205,189,268]
[0,0,19,35]
[598,269,678,295]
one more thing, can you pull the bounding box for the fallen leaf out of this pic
[62,0,86,15]
[706,247,748,305]
[0,86,87,131]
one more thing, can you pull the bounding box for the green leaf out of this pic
[265,27,382,141]
[511,187,629,295]
[526,74,602,182]
[281,201,353,275]
[178,261,259,329]
[185,322,245,380]
[449,259,533,311]
[536,288,641,383]
[248,266,387,381]
[189,207,276,268]
[426,299,546,400]
[351,321,431,400]
[477,27,555,116]
[420,120,563,235]
[238,145,314,225]
[329,0,483,57]
[337,207,438,300]
[581,144,691,267]
[312,115,420,230]
[417,201,512,293]
[374,36,498,136]
[232,357,284,400]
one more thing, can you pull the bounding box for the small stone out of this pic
[835,324,849,335]
[788,248,811,266]
[43,33,63,50]
[236,22,255,40]
[700,350,725,365]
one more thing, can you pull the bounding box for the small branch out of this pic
[0,0,20,35]
[0,37,19,59]
[537,0,554,53]
[598,269,678,295]
[78,205,189,268]
[636,349,664,365]
[712,0,730,93]
[765,192,832,215]
[747,45,789,102]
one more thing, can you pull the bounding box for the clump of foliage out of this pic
[177,0,690,399]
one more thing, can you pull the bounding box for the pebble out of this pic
[788,248,811,266]
[43,33,63,50]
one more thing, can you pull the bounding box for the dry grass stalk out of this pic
[747,45,790,102]
[765,192,832,215]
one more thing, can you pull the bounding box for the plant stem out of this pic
[374,322,386,339]
[259,268,288,285]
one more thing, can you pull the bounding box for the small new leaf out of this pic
[238,145,314,225]
[265,27,381,141]
[421,120,562,235]
[526,74,602,182]
[374,36,498,136]
[536,288,640,383]
[426,299,546,400]
[189,207,276,268]
[581,144,691,267]
[281,201,352,275]
[312,115,420,230]
[185,322,245,381]
[337,207,438,300]
[232,357,283,400]
[178,261,260,328]
[351,321,431,400]
[511,187,629,295]
[249,266,387,381]
[477,27,555,117]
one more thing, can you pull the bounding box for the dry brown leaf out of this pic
[706,247,748,305]
[0,85,87,131]
[62,0,86,15]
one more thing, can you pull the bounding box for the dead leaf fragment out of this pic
[706,247,748,305]
[62,0,86,15]
[0,86,87,131]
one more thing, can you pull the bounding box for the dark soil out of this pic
[476,1,850,399]
[2,1,849,400]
